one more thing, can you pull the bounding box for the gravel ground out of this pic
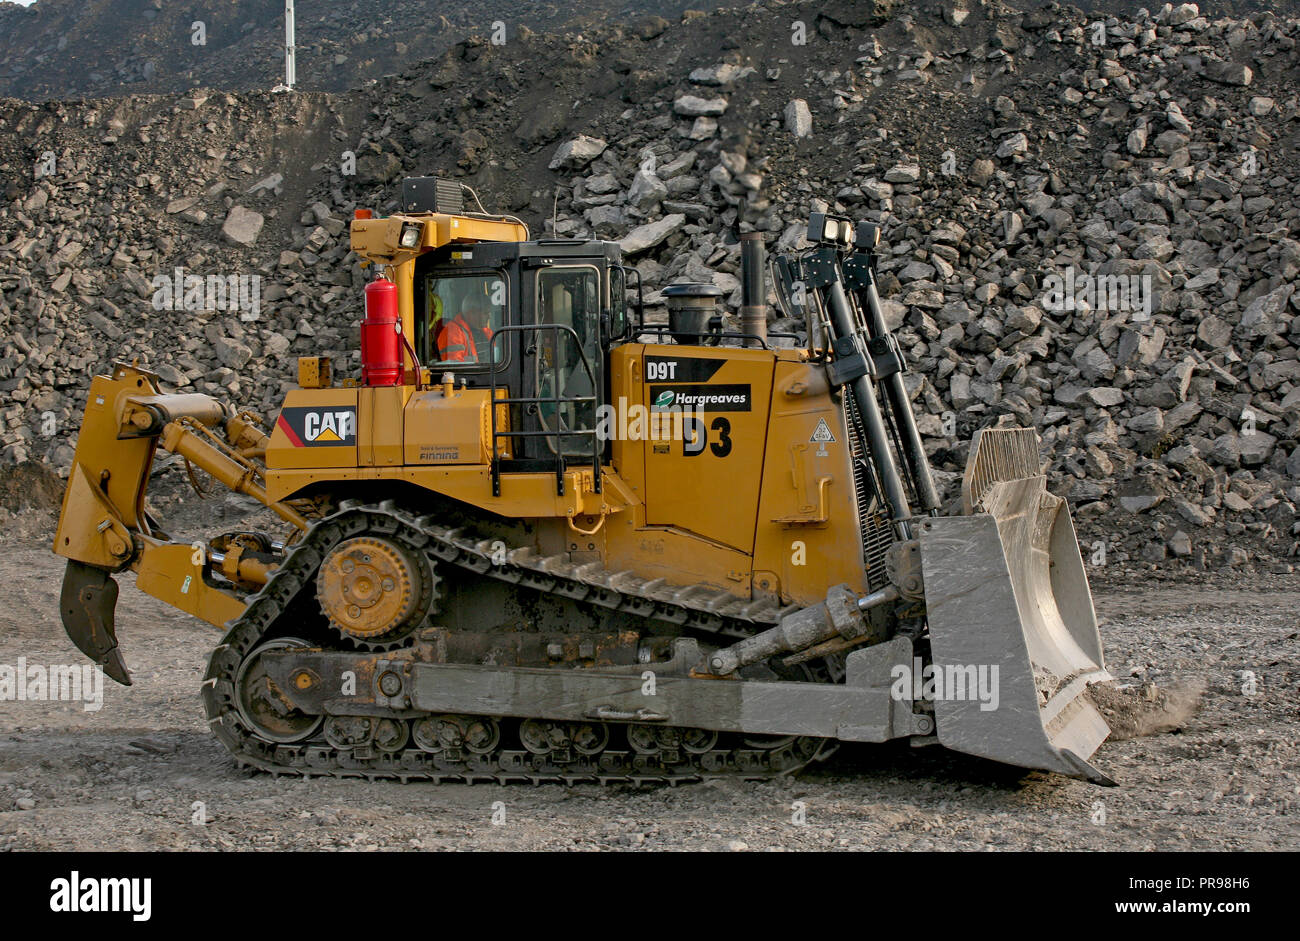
[0,506,1296,852]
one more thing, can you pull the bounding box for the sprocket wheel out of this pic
[316,535,438,649]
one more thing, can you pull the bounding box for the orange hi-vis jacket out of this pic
[435,315,493,363]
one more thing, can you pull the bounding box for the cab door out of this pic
[519,264,603,465]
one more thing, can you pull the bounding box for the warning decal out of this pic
[810,418,836,443]
[811,417,836,456]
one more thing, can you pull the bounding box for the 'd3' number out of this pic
[684,417,732,458]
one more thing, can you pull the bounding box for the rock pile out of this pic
[0,0,1297,573]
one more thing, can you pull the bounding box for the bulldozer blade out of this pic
[917,475,1113,785]
[59,559,131,686]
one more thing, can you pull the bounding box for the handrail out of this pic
[487,323,602,498]
[633,325,772,350]
[624,265,645,340]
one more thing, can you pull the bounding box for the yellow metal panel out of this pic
[640,344,775,553]
[264,465,632,521]
[52,462,135,567]
[428,214,528,247]
[403,387,494,464]
[602,346,855,607]
[349,213,528,267]
[751,361,868,606]
[132,540,247,629]
[359,385,410,467]
[601,343,780,603]
[608,344,645,496]
[349,216,407,260]
[81,369,161,530]
[603,500,757,604]
[393,257,417,363]
[297,356,332,388]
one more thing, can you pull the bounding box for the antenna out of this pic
[284,0,297,91]
[551,190,558,235]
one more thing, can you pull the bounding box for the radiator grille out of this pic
[842,396,895,591]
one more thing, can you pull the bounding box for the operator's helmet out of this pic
[429,294,444,320]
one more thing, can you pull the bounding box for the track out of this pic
[201,501,831,784]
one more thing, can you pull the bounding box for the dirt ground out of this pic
[0,495,1296,852]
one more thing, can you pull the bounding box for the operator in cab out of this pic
[436,295,494,363]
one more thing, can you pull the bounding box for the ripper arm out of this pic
[53,363,307,684]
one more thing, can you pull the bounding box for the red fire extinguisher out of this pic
[361,278,402,386]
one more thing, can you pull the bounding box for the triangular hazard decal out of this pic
[810,418,836,443]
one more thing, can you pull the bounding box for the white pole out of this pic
[285,0,296,91]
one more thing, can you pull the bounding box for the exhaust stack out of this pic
[739,232,767,346]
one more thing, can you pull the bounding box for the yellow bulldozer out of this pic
[52,178,1114,784]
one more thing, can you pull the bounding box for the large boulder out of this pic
[221,206,264,247]
[618,215,686,255]
[549,136,607,170]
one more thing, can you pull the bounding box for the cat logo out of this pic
[304,410,354,442]
[277,406,357,448]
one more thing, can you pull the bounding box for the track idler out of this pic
[59,559,131,686]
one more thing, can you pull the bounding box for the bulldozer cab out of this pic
[411,240,628,465]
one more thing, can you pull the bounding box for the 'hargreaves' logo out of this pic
[648,384,751,412]
[277,406,357,447]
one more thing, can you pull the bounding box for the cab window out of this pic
[422,272,506,366]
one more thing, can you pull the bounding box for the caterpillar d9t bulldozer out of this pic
[52,178,1114,785]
